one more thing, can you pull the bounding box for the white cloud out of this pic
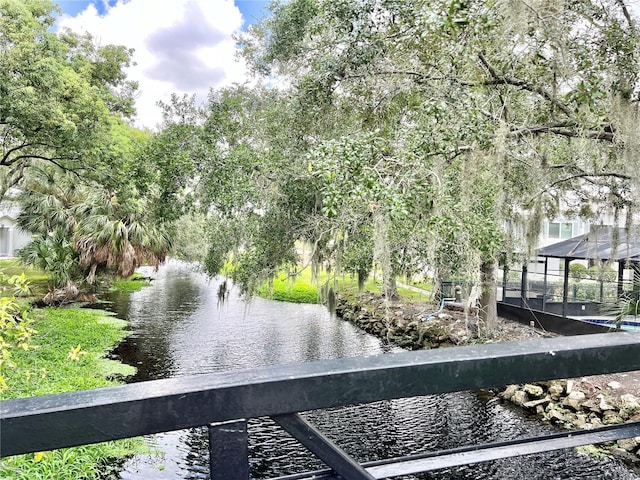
[57,0,248,129]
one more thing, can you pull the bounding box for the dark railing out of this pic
[3,333,640,479]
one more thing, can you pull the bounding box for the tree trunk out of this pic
[479,258,498,333]
[384,274,398,300]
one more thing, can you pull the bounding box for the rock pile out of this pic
[335,292,640,469]
[500,380,640,463]
[335,294,476,349]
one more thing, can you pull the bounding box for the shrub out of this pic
[0,273,36,391]
[569,263,588,281]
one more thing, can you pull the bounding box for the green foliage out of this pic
[16,172,169,291]
[257,273,320,304]
[0,307,132,398]
[141,0,640,330]
[0,260,49,299]
[0,307,146,479]
[254,265,430,303]
[569,263,589,282]
[111,274,151,293]
[0,439,146,480]
[0,273,35,391]
[588,265,617,282]
[170,212,210,263]
[0,0,139,195]
[19,229,81,290]
[340,225,374,289]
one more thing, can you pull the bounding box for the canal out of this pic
[107,260,639,479]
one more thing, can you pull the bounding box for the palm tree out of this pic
[75,205,169,284]
[18,228,80,290]
[17,172,170,301]
[16,170,81,236]
[614,295,640,329]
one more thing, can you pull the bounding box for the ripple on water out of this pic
[113,261,640,479]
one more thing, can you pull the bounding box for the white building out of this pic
[0,199,32,257]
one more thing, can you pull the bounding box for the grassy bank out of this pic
[0,307,145,479]
[0,262,149,480]
[0,259,49,301]
[110,272,152,293]
[256,267,433,304]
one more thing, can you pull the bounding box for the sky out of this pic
[55,0,270,129]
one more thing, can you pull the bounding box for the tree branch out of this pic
[2,142,36,166]
[615,0,634,29]
[509,123,615,142]
[527,171,632,206]
[474,52,574,118]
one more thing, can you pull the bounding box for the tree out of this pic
[144,86,329,292]
[0,0,137,196]
[16,168,169,302]
[235,0,640,331]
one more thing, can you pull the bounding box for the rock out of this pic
[501,385,519,401]
[562,390,586,411]
[610,447,638,463]
[618,437,640,452]
[597,394,616,411]
[602,410,624,425]
[581,398,602,414]
[548,383,564,400]
[573,414,588,429]
[547,409,566,424]
[589,416,604,428]
[524,397,551,409]
[512,390,529,407]
[566,380,574,394]
[620,394,640,410]
[608,381,622,390]
[563,412,578,426]
[523,384,545,398]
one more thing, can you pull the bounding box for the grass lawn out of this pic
[110,272,151,292]
[0,263,151,480]
[256,266,433,304]
[0,258,49,300]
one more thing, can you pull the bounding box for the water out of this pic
[108,260,639,479]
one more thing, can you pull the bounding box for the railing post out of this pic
[562,258,570,318]
[208,419,248,480]
[542,257,548,312]
[520,264,528,308]
[273,413,375,480]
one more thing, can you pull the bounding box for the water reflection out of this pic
[112,260,639,479]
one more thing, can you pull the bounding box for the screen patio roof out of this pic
[536,227,640,262]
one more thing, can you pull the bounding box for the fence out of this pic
[3,333,640,479]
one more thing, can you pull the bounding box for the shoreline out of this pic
[335,293,640,471]
[0,305,146,479]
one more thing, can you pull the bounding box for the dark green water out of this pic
[108,260,639,479]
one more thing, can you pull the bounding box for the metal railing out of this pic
[3,333,640,479]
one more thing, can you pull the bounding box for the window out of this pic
[548,222,573,239]
[561,222,573,239]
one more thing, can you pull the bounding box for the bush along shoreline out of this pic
[0,305,146,479]
[334,293,640,471]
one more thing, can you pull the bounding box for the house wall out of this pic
[0,202,32,257]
